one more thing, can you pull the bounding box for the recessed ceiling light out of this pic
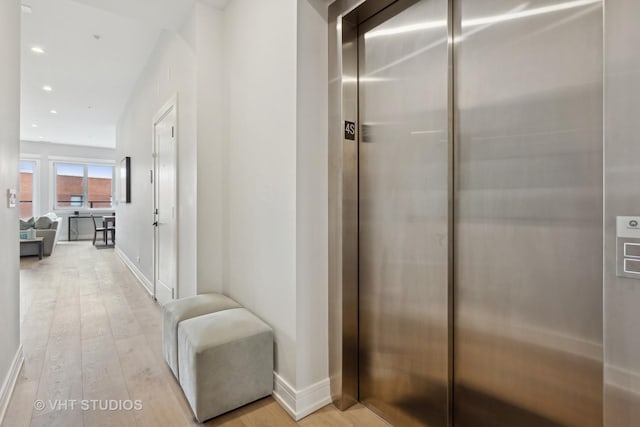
[38,136,44,139]
[31,124,37,128]
[50,109,57,114]
[21,4,32,13]
[42,85,52,92]
[30,46,45,54]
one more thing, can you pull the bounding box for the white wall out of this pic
[20,140,116,240]
[195,2,225,294]
[116,1,226,298]
[0,0,21,418]
[116,0,330,414]
[116,18,198,298]
[222,0,299,386]
[221,0,330,407]
[295,0,329,391]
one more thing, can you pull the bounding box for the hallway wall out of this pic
[116,18,198,298]
[218,0,330,416]
[116,0,330,418]
[0,0,21,420]
[116,1,226,299]
[221,0,298,391]
[604,0,640,424]
[194,2,225,296]
[295,0,329,393]
[221,1,329,416]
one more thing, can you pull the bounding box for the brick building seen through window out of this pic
[19,163,114,218]
[19,161,34,219]
[55,163,114,209]
[55,175,113,208]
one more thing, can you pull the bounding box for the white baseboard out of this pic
[0,345,24,424]
[115,247,153,296]
[273,372,297,418]
[272,372,331,421]
[295,376,333,419]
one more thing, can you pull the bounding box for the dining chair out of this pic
[90,214,111,245]
[103,216,116,244]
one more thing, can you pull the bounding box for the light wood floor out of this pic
[3,242,388,427]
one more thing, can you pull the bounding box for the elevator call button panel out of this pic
[617,216,640,278]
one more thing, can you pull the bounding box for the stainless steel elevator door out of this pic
[358,1,449,426]
[454,1,603,426]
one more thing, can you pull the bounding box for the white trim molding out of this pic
[273,372,296,417]
[115,247,153,296]
[0,345,24,424]
[18,157,40,218]
[272,372,331,421]
[47,155,116,165]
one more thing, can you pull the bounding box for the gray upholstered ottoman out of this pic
[162,293,241,378]
[177,308,273,422]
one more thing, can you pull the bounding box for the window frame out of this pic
[50,157,116,212]
[18,157,40,219]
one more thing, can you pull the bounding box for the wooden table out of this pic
[20,237,44,260]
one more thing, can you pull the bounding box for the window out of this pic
[88,165,115,209]
[19,160,36,219]
[54,162,114,209]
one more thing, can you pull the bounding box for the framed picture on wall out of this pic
[120,156,131,203]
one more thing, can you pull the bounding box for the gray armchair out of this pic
[20,214,61,257]
[36,221,60,256]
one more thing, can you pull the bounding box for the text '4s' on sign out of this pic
[344,121,355,140]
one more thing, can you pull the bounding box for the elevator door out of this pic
[358,1,449,426]
[454,1,603,426]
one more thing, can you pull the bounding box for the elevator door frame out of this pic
[327,0,455,423]
[330,1,604,426]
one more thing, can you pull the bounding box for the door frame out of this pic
[327,0,456,419]
[152,95,179,303]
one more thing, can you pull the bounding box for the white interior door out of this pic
[153,102,177,305]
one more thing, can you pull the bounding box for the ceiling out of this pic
[20,0,229,148]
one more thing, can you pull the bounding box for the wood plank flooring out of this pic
[3,242,388,427]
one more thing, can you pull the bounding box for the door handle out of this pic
[153,221,158,227]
